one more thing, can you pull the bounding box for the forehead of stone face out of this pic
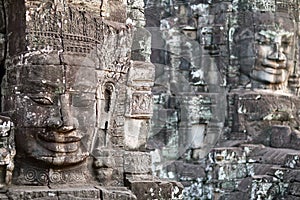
[235,11,295,42]
[65,65,97,93]
[12,65,97,94]
[18,65,65,93]
[253,12,295,32]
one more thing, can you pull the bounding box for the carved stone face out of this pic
[4,64,97,166]
[234,13,296,87]
[252,29,294,84]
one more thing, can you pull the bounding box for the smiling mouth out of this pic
[261,67,285,75]
[261,59,286,72]
[37,132,81,153]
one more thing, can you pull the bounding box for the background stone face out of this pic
[2,0,300,199]
[144,0,300,199]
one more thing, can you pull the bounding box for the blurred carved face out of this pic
[235,13,296,86]
[252,29,294,84]
[6,65,97,166]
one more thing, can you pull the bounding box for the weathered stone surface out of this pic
[290,130,300,150]
[131,28,151,62]
[145,0,300,199]
[283,169,300,182]
[124,118,149,149]
[125,174,183,199]
[288,182,300,197]
[6,0,26,57]
[4,0,300,199]
[209,147,246,164]
[124,152,151,174]
[0,0,182,199]
[219,192,250,200]
[136,181,173,199]
[7,186,101,200]
[285,195,300,200]
[285,153,300,169]
[96,186,137,200]
[0,194,8,200]
[248,147,299,165]
[127,180,182,200]
[166,161,206,182]
[270,126,292,148]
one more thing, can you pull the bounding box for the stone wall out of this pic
[1,0,300,199]
[146,0,226,178]
[146,0,300,199]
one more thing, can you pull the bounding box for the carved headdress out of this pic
[234,0,299,14]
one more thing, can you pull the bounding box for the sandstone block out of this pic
[270,125,291,148]
[124,152,151,174]
[290,130,300,150]
[288,182,300,197]
[97,186,137,200]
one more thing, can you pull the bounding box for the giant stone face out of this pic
[4,64,97,166]
[234,12,296,89]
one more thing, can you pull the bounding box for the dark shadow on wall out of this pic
[0,0,26,111]
[0,0,7,108]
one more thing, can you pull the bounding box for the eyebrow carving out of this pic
[259,30,294,39]
[25,79,65,93]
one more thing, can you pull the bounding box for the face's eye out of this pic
[256,35,270,45]
[281,36,293,47]
[72,94,95,108]
[30,96,54,105]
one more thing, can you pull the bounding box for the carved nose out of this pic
[57,125,76,133]
[58,94,77,132]
[47,117,63,129]
[47,116,76,132]
[46,94,78,132]
[267,43,286,61]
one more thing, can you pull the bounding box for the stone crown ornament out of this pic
[233,0,300,14]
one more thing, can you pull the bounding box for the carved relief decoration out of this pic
[130,92,153,117]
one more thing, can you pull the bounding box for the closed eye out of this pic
[30,96,53,105]
[282,37,293,46]
[256,35,270,45]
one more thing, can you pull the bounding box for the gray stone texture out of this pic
[0,0,183,199]
[3,0,300,199]
[145,0,300,199]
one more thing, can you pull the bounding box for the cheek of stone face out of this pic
[72,105,97,136]
[14,98,59,128]
[239,57,255,75]
[14,128,44,157]
[234,39,256,75]
[238,40,256,58]
[254,45,270,69]
[284,45,295,72]
[71,94,97,128]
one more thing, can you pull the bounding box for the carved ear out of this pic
[103,82,115,113]
[97,82,116,130]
